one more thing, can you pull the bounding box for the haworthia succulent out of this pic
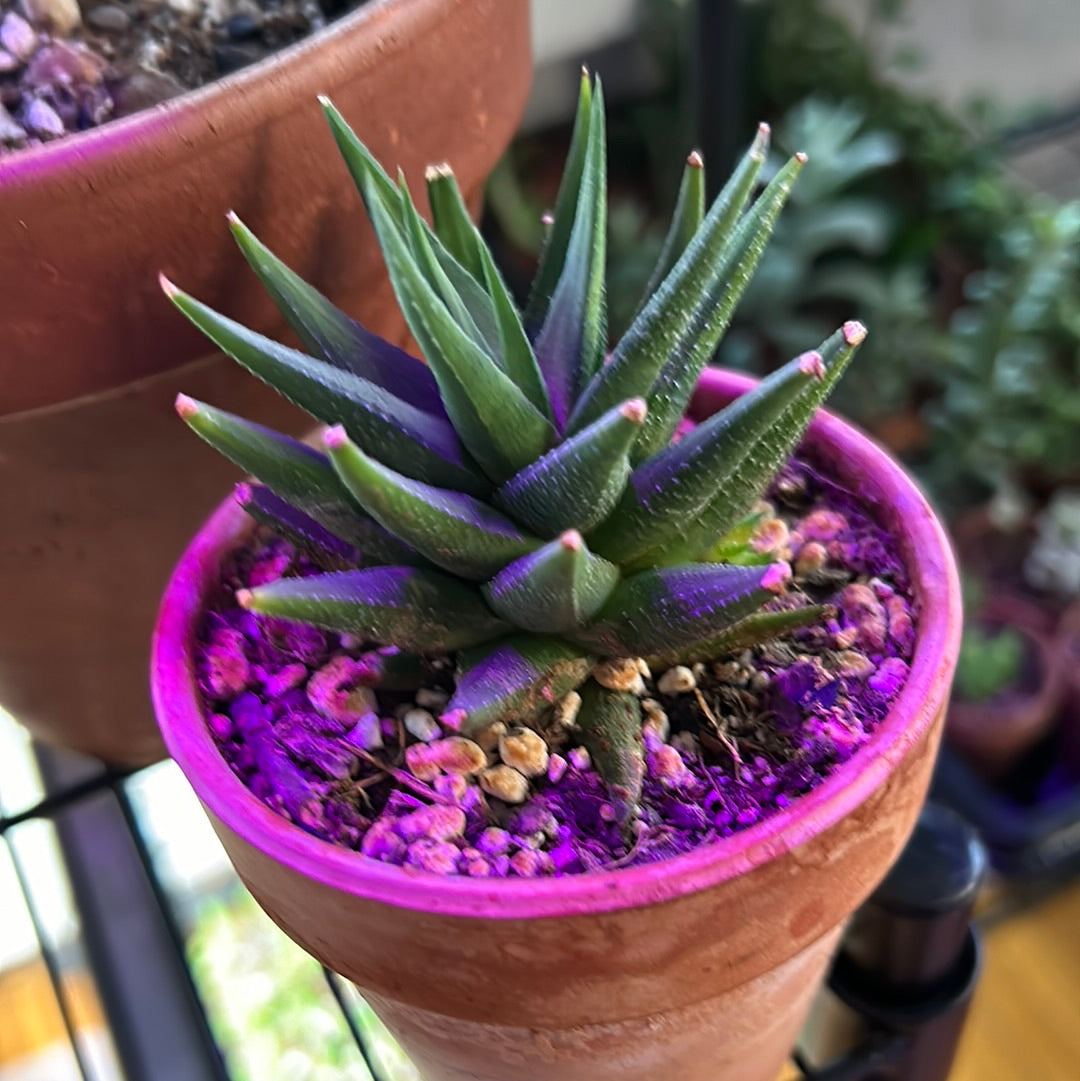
[495,398,647,537]
[234,483,360,569]
[162,278,487,496]
[565,123,772,435]
[644,604,832,669]
[635,150,706,316]
[425,162,485,281]
[324,426,540,580]
[238,566,508,652]
[443,635,593,735]
[226,213,445,416]
[588,349,825,567]
[363,190,556,481]
[482,531,620,633]
[533,77,607,426]
[575,680,644,828]
[524,69,593,334]
[319,96,401,224]
[175,396,421,564]
[571,562,790,656]
[674,321,867,560]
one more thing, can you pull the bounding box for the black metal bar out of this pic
[322,968,389,1081]
[0,766,132,834]
[693,0,747,195]
[34,743,230,1081]
[2,831,95,1081]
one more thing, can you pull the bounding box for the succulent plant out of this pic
[167,74,866,825]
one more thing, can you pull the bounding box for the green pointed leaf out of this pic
[633,151,809,460]
[576,680,643,828]
[320,97,401,223]
[495,397,647,536]
[162,279,488,496]
[565,124,774,436]
[644,604,831,669]
[363,191,555,481]
[571,562,789,656]
[588,349,824,566]
[533,77,607,427]
[234,483,359,570]
[483,531,620,633]
[226,213,444,415]
[476,240,551,418]
[325,426,540,580]
[635,150,706,316]
[444,635,593,735]
[676,322,867,560]
[175,396,422,564]
[426,162,485,280]
[524,69,593,333]
[239,566,508,652]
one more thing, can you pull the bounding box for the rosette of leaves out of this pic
[167,74,866,824]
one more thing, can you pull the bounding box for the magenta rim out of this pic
[151,368,962,919]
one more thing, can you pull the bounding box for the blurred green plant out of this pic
[188,887,420,1081]
[1025,489,1080,596]
[954,623,1026,703]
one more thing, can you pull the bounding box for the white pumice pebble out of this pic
[415,687,450,710]
[478,765,530,804]
[592,657,646,694]
[403,708,441,742]
[395,804,466,844]
[404,743,440,781]
[567,746,591,771]
[657,665,696,695]
[472,720,506,753]
[552,690,581,728]
[429,737,487,776]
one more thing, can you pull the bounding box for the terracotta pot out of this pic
[152,368,961,1081]
[0,0,532,765]
[947,594,1064,779]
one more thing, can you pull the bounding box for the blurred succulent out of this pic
[922,200,1080,507]
[168,75,865,824]
[954,624,1026,703]
[1025,489,1080,596]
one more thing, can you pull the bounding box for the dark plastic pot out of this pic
[151,368,961,1081]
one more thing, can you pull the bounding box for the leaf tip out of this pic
[316,93,332,108]
[621,397,648,424]
[797,350,826,381]
[235,588,255,610]
[762,563,792,594]
[174,393,198,420]
[425,161,454,181]
[687,149,704,169]
[560,529,584,552]
[541,210,555,227]
[323,424,349,451]
[440,707,466,732]
[843,320,868,346]
[158,271,179,299]
[794,150,809,165]
[234,481,253,505]
[753,122,771,157]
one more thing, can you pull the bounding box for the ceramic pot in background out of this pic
[0,0,532,764]
[151,369,962,1081]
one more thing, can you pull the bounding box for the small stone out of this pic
[224,11,261,40]
[648,744,689,782]
[263,662,308,698]
[0,49,20,73]
[840,583,888,652]
[475,827,512,856]
[360,819,405,863]
[509,848,547,878]
[749,671,770,693]
[405,838,460,875]
[834,650,875,680]
[0,104,27,144]
[567,746,591,771]
[465,855,491,877]
[433,774,468,802]
[345,712,383,751]
[592,657,646,694]
[471,720,506,754]
[208,713,233,741]
[1,13,36,61]
[498,726,549,777]
[415,687,449,710]
[657,665,696,695]
[551,690,581,728]
[752,517,790,557]
[86,3,130,31]
[20,0,80,34]
[307,656,376,726]
[546,753,568,784]
[641,701,670,742]
[24,40,107,86]
[867,657,909,698]
[428,736,486,775]
[395,804,466,844]
[795,540,828,576]
[801,509,849,543]
[670,731,699,755]
[403,708,440,743]
[635,657,652,679]
[404,743,440,781]
[478,765,529,804]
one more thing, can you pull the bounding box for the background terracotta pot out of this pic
[151,368,962,1081]
[0,0,532,765]
[946,593,1064,779]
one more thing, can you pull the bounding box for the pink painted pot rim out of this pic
[151,367,962,920]
[0,0,443,185]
